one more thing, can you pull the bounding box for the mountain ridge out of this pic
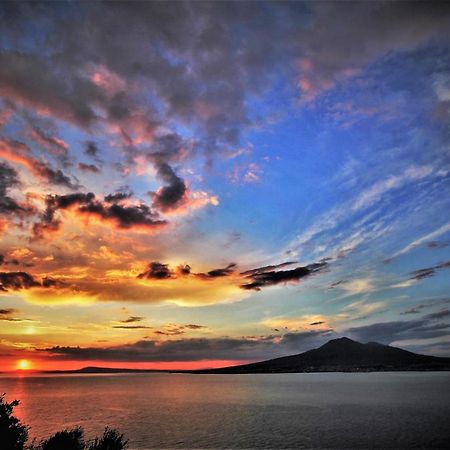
[193,337,450,373]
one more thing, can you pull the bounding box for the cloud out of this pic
[425,309,450,320]
[137,261,238,282]
[0,308,20,321]
[0,51,101,128]
[104,192,133,203]
[154,323,207,336]
[401,306,427,315]
[390,222,450,259]
[151,161,188,212]
[27,124,69,157]
[240,261,328,291]
[339,278,375,295]
[119,316,144,323]
[33,191,166,238]
[78,163,100,174]
[0,270,68,293]
[351,165,433,213]
[0,271,40,291]
[84,141,99,158]
[399,297,450,316]
[426,240,449,249]
[409,261,450,281]
[346,309,450,344]
[0,137,78,189]
[138,262,173,280]
[296,2,450,101]
[40,329,332,362]
[240,261,297,276]
[0,162,24,215]
[200,263,237,279]
[0,1,448,167]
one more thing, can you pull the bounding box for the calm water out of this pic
[1,372,449,449]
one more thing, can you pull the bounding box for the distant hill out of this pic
[195,337,450,373]
[44,366,164,374]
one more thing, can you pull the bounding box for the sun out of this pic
[17,359,31,371]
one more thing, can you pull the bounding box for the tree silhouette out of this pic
[88,427,129,450]
[39,427,85,450]
[0,394,29,450]
[0,394,128,450]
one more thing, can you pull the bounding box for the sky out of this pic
[0,1,450,371]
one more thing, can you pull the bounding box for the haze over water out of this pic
[2,372,450,449]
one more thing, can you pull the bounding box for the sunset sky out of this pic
[0,1,450,371]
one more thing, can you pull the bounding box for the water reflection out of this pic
[0,372,449,448]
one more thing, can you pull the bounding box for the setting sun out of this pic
[17,359,31,371]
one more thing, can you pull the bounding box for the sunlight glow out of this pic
[17,359,31,370]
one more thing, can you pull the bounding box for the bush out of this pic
[0,394,29,450]
[0,394,128,450]
[39,427,85,450]
[88,427,128,450]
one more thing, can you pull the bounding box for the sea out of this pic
[1,372,449,449]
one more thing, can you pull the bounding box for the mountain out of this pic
[195,337,450,373]
[44,366,165,374]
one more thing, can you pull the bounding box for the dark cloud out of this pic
[138,262,173,280]
[27,123,68,157]
[78,162,100,173]
[240,261,328,291]
[155,330,181,336]
[112,325,152,330]
[426,240,449,249]
[409,260,450,280]
[120,316,144,324]
[136,261,238,282]
[1,1,447,162]
[4,258,19,266]
[425,309,450,320]
[0,308,20,321]
[400,298,450,316]
[33,192,166,238]
[193,263,237,279]
[151,161,187,212]
[346,309,450,344]
[32,192,94,238]
[293,2,450,101]
[177,264,191,276]
[310,321,325,326]
[0,271,40,291]
[40,329,331,362]
[240,261,297,276]
[154,323,207,336]
[184,324,206,330]
[79,201,165,230]
[401,306,425,315]
[34,162,79,189]
[205,263,237,278]
[328,279,347,289]
[0,51,101,128]
[0,162,25,215]
[0,271,66,292]
[84,141,99,158]
[104,191,133,203]
[0,136,77,189]
[41,277,66,288]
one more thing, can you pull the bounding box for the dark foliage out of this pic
[0,395,127,450]
[88,427,128,450]
[0,395,29,450]
[40,427,85,450]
